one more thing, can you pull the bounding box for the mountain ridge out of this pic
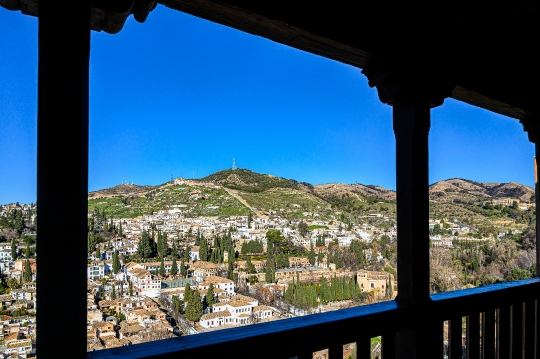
[89,169,534,206]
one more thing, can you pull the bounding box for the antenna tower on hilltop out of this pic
[171,174,173,182]
[232,158,237,170]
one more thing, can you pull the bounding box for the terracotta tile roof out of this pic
[227,300,252,308]
[253,305,272,312]
[120,324,145,334]
[229,294,256,303]
[201,309,232,321]
[202,275,233,284]
[190,261,218,270]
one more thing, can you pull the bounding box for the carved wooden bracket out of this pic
[361,60,454,108]
[519,117,540,144]
[0,0,158,34]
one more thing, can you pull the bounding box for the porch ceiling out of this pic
[2,0,538,119]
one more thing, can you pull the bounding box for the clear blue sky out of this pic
[0,6,535,204]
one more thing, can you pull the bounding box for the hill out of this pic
[89,184,156,199]
[199,169,309,193]
[87,171,534,227]
[429,178,534,203]
[88,182,250,218]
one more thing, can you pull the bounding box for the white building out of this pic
[199,295,273,328]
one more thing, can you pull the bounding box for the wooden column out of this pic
[392,97,432,359]
[362,63,451,359]
[393,98,431,304]
[36,1,90,358]
[519,117,540,276]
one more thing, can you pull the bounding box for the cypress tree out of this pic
[150,230,157,256]
[317,251,324,266]
[184,245,191,263]
[23,260,32,283]
[95,246,101,260]
[120,282,124,297]
[118,222,123,237]
[129,281,133,296]
[388,276,394,299]
[171,240,178,258]
[138,230,153,258]
[170,257,178,277]
[246,256,255,274]
[308,241,316,265]
[11,239,16,260]
[185,289,203,322]
[227,248,234,280]
[265,258,275,283]
[184,283,192,303]
[112,250,120,274]
[180,260,187,277]
[159,257,166,277]
[206,283,216,310]
[111,284,116,300]
[200,235,208,261]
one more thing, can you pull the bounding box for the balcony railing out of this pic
[88,278,540,359]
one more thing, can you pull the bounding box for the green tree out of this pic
[184,282,192,304]
[118,222,123,237]
[159,257,166,277]
[137,230,154,258]
[206,283,216,310]
[265,257,275,283]
[112,250,120,274]
[308,241,316,265]
[246,256,256,274]
[129,281,133,296]
[298,221,309,237]
[23,260,32,283]
[317,251,324,266]
[170,257,178,277]
[157,231,168,258]
[95,246,101,260]
[11,239,16,260]
[200,235,209,261]
[185,289,203,322]
[184,245,191,263]
[180,260,187,277]
[111,284,116,300]
[248,212,253,229]
[227,248,235,280]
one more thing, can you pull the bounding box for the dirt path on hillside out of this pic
[221,187,255,212]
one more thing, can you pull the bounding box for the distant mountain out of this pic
[314,183,396,201]
[87,171,534,220]
[89,184,156,199]
[199,169,311,193]
[429,178,534,203]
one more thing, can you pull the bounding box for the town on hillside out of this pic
[0,170,537,356]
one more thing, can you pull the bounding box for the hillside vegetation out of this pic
[88,184,250,218]
[88,172,535,231]
[200,169,309,193]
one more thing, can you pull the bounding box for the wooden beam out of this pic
[36,1,90,358]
